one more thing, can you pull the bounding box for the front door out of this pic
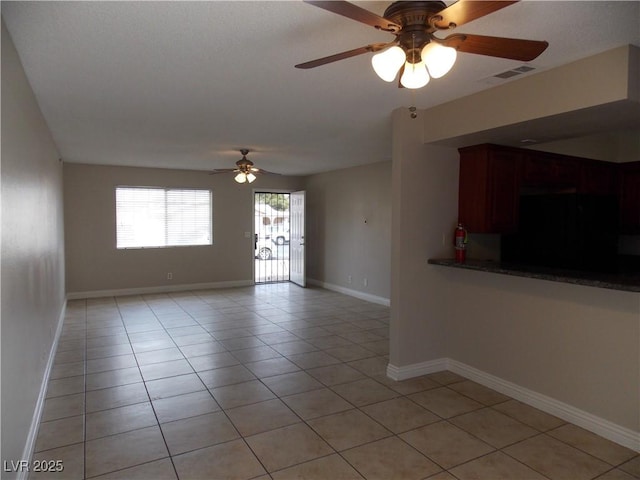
[290,190,306,287]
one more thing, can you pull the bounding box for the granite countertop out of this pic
[428,258,640,293]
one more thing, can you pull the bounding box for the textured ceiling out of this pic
[2,1,639,175]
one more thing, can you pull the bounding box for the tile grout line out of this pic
[135,292,218,480]
[39,285,636,479]
[83,298,88,480]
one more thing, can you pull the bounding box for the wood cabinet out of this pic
[522,152,579,187]
[619,161,640,233]
[458,144,522,233]
[579,159,618,195]
[458,144,637,234]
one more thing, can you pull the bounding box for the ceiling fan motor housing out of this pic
[236,158,254,172]
[236,149,255,173]
[383,1,449,63]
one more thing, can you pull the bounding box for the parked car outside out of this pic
[266,226,289,245]
[254,236,290,260]
[255,238,273,260]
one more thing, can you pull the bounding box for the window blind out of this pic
[116,187,212,249]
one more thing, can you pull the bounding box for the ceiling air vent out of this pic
[494,70,521,79]
[480,65,538,85]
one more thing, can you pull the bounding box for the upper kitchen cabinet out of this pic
[619,161,640,233]
[579,159,619,196]
[458,144,522,233]
[522,151,579,187]
[458,144,629,234]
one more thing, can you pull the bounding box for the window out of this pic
[116,187,212,249]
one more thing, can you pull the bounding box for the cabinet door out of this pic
[554,158,580,185]
[579,161,617,195]
[458,146,490,232]
[458,145,521,233]
[488,152,521,232]
[522,155,553,185]
[619,162,640,233]
[523,153,578,186]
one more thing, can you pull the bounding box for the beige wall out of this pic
[442,269,639,430]
[389,45,640,437]
[390,110,460,366]
[526,129,640,163]
[305,161,392,301]
[391,114,640,434]
[423,45,638,144]
[64,163,302,295]
[65,160,392,298]
[1,20,66,472]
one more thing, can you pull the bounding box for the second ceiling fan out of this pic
[210,149,279,184]
[295,0,549,89]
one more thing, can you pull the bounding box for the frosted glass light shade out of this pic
[371,46,406,82]
[400,61,430,89]
[421,43,457,79]
[246,173,257,183]
[234,172,247,183]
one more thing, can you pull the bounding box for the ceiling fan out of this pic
[210,149,279,184]
[295,0,549,89]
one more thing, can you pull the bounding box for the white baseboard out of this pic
[387,358,448,380]
[386,357,639,452]
[66,279,254,300]
[307,278,390,306]
[18,300,67,480]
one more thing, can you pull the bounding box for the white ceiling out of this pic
[3,1,639,175]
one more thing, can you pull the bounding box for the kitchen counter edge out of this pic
[428,258,640,293]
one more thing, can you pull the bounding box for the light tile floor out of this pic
[32,284,639,479]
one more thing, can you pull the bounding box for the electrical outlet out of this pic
[347,275,352,284]
[167,272,173,280]
[363,277,368,287]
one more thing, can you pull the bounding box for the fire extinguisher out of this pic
[454,223,468,263]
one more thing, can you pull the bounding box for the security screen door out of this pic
[254,192,290,284]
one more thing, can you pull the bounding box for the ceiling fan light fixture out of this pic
[234,172,247,183]
[371,45,406,82]
[421,42,457,79]
[298,1,549,91]
[246,172,257,183]
[400,61,430,89]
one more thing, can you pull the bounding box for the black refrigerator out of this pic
[501,193,619,272]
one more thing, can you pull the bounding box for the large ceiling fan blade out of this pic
[295,43,390,69]
[304,1,400,32]
[443,33,548,61]
[253,168,281,176]
[208,169,237,175]
[433,0,518,29]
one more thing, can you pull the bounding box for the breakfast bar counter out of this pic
[428,258,640,293]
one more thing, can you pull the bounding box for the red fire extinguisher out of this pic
[454,223,468,263]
